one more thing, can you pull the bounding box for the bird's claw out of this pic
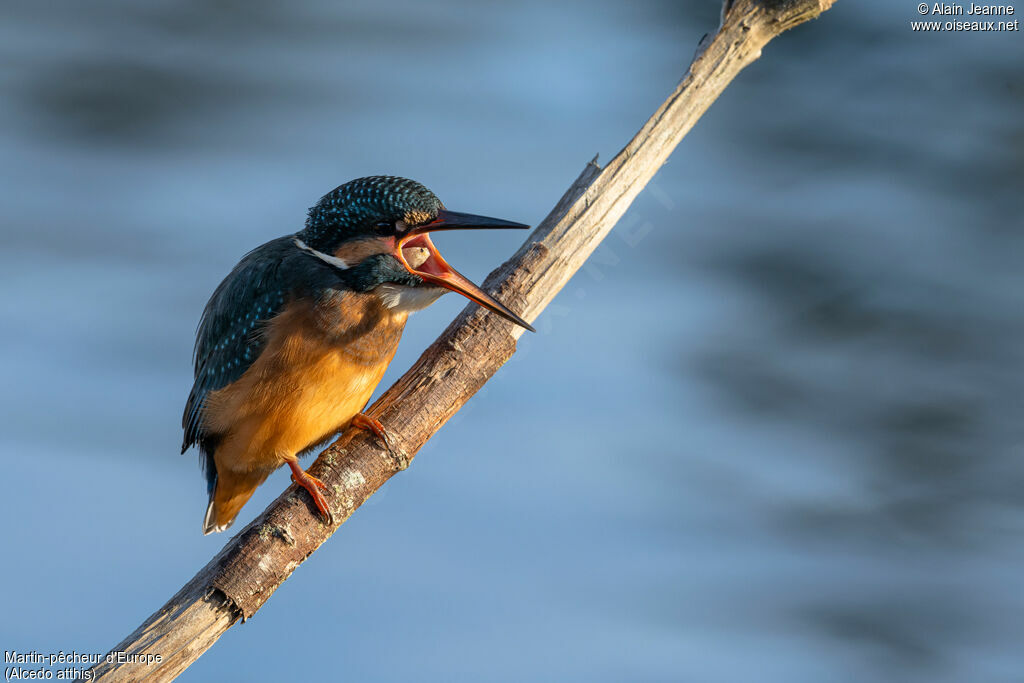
[287,461,334,525]
[290,472,328,491]
[352,412,409,470]
[351,412,389,442]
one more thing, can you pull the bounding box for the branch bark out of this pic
[91,1,835,679]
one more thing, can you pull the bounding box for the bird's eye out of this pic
[375,222,393,235]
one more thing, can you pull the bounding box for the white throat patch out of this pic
[376,283,446,313]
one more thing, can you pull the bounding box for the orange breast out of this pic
[203,291,406,475]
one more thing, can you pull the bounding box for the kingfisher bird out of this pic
[182,176,533,534]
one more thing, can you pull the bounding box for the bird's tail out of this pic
[203,469,266,535]
[203,494,230,535]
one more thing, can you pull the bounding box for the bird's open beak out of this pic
[393,209,535,332]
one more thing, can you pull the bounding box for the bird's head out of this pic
[296,176,534,331]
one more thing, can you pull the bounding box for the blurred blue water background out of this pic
[2,1,1022,681]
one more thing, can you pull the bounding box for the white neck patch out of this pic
[293,237,350,270]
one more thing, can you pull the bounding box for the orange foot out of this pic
[287,460,334,526]
[352,412,407,470]
[352,412,388,441]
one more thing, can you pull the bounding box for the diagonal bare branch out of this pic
[91,1,836,679]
